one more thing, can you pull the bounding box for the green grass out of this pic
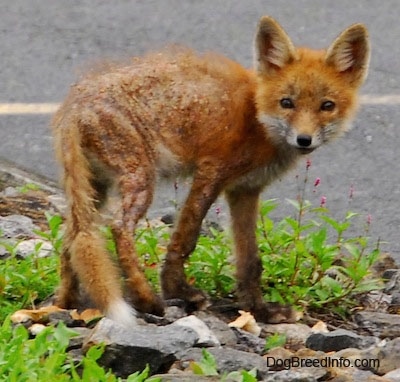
[0,161,383,379]
[0,319,160,381]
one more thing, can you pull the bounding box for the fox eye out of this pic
[320,100,335,111]
[280,98,295,109]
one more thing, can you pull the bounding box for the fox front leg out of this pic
[226,187,296,323]
[161,172,223,311]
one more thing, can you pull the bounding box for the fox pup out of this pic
[52,16,370,326]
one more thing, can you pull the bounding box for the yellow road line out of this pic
[0,95,398,115]
[360,94,400,105]
[0,103,60,115]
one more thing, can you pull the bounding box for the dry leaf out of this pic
[311,320,329,333]
[78,309,103,323]
[228,310,262,336]
[11,306,64,324]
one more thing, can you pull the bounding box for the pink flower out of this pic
[314,177,321,187]
[306,158,312,169]
[366,214,372,225]
[215,206,222,216]
[320,196,327,207]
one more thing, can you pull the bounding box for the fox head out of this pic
[254,16,370,154]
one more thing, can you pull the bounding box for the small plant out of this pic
[16,182,41,193]
[0,213,63,321]
[264,333,287,352]
[257,159,381,315]
[35,212,64,256]
[0,245,59,320]
[0,319,160,381]
[191,349,257,382]
[185,227,235,298]
[0,319,76,381]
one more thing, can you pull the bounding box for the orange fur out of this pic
[52,17,370,325]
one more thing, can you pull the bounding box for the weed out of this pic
[264,333,287,352]
[257,160,381,315]
[191,349,257,381]
[0,213,62,320]
[16,182,41,193]
[0,319,159,381]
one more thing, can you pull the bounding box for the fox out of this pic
[52,16,370,326]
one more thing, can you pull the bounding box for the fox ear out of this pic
[325,24,370,86]
[254,16,297,74]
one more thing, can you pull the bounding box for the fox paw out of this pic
[251,302,298,323]
[128,293,165,317]
[162,282,209,312]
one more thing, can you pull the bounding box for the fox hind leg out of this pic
[111,168,165,316]
[56,227,81,309]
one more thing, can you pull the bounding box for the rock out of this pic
[0,214,37,239]
[231,327,266,354]
[383,269,400,294]
[195,311,237,347]
[359,291,392,312]
[328,367,391,382]
[354,311,400,338]
[84,317,199,377]
[371,253,398,278]
[261,323,312,349]
[15,238,53,258]
[263,347,293,371]
[2,186,19,197]
[47,310,85,327]
[333,347,363,365]
[306,329,377,352]
[0,245,9,258]
[164,305,188,322]
[182,347,270,379]
[172,315,220,347]
[67,327,93,350]
[384,368,400,381]
[46,193,67,214]
[263,367,328,382]
[29,323,47,336]
[361,337,400,375]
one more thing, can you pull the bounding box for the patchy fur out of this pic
[52,17,370,325]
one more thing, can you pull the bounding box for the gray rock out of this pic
[306,329,377,352]
[84,318,199,377]
[263,367,327,382]
[354,311,400,338]
[261,323,312,349]
[329,368,387,382]
[3,186,19,197]
[359,290,392,312]
[0,214,37,239]
[172,315,220,347]
[231,327,266,354]
[384,367,400,381]
[195,311,237,347]
[361,337,400,375]
[164,305,187,322]
[15,238,53,258]
[383,269,400,293]
[181,347,270,379]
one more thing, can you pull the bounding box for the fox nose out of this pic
[296,134,312,147]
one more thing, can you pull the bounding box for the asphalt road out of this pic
[1,0,400,259]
